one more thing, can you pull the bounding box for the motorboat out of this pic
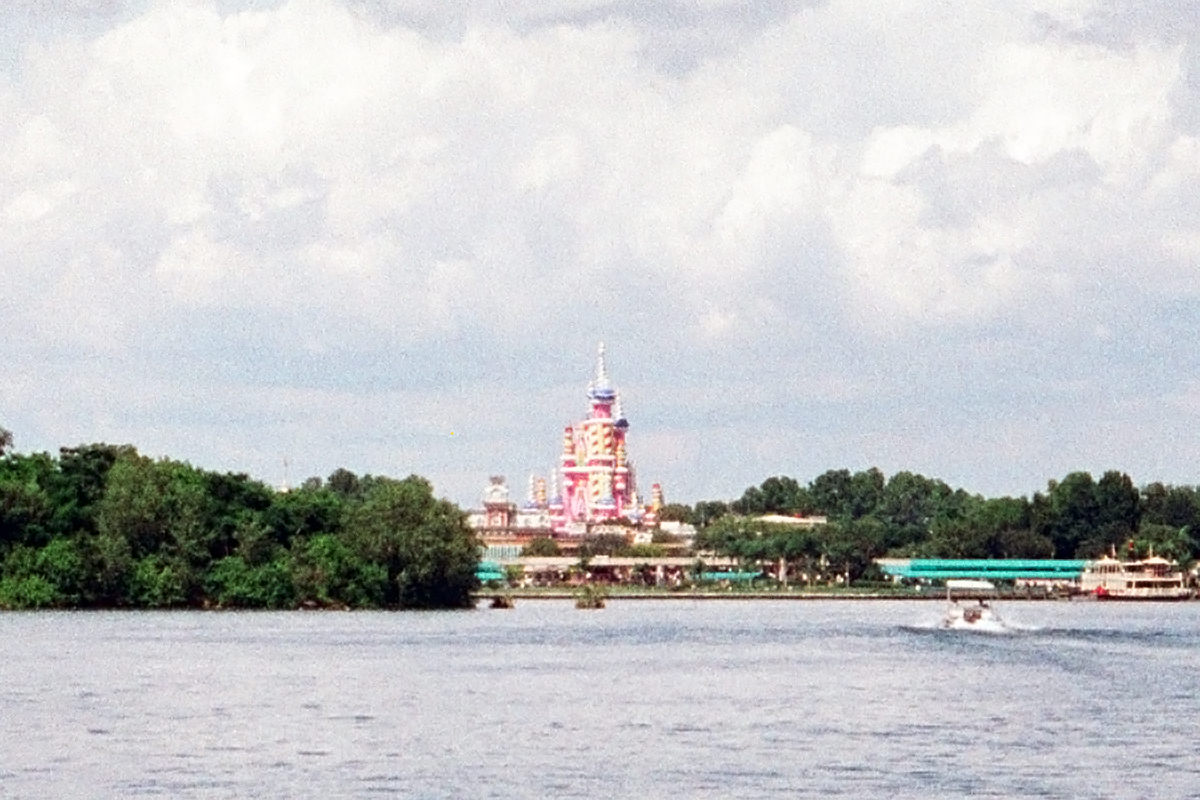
[940,579,1008,631]
[1079,554,1193,600]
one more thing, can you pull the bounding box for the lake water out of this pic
[2,600,1199,799]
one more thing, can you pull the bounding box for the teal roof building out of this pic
[878,559,1088,581]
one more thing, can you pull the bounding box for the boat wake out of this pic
[899,616,1041,636]
[940,617,1013,634]
[898,622,1195,644]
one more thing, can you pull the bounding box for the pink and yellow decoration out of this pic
[539,342,664,533]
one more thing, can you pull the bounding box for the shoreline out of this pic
[475,591,1088,602]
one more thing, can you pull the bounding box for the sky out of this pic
[2,0,1199,508]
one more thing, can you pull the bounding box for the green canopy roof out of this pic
[476,560,507,582]
[880,559,1088,580]
[700,570,761,582]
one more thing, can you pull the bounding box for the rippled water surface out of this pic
[3,600,1200,799]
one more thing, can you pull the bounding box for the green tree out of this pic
[972,496,1030,535]
[327,468,361,497]
[1092,470,1141,552]
[205,555,294,608]
[264,485,344,546]
[819,517,888,582]
[924,518,991,558]
[847,468,885,519]
[626,543,665,558]
[1046,472,1099,557]
[290,533,387,607]
[759,476,811,514]
[693,501,729,527]
[35,537,87,604]
[128,555,189,607]
[730,485,766,515]
[0,432,496,609]
[92,453,214,604]
[965,495,1052,557]
[87,528,134,605]
[693,515,747,556]
[521,536,561,556]
[922,495,1052,558]
[203,471,274,560]
[809,469,853,517]
[1142,484,1200,531]
[342,476,478,608]
[876,471,954,550]
[0,452,57,555]
[577,533,626,558]
[994,528,1054,558]
[0,573,56,608]
[1142,482,1169,524]
[658,503,694,523]
[1132,523,1198,564]
[767,526,822,586]
[0,542,81,608]
[48,444,128,540]
[693,516,821,584]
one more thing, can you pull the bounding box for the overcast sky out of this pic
[2,0,1199,507]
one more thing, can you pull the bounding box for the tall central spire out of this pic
[594,341,610,390]
[588,340,615,401]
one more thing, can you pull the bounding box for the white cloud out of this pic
[860,126,935,179]
[2,0,1199,502]
[155,228,247,304]
[951,40,1180,176]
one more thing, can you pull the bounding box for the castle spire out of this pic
[595,341,610,390]
[588,341,615,401]
[614,391,629,429]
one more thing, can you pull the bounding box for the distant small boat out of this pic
[941,579,1008,632]
[1080,556,1193,600]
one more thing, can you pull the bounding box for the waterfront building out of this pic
[469,343,665,551]
[554,342,643,532]
[466,476,555,558]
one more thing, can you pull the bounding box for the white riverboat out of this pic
[940,579,1009,632]
[1079,555,1193,600]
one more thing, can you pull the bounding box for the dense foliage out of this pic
[0,434,478,610]
[691,469,1200,581]
[520,536,561,557]
[4,418,1196,601]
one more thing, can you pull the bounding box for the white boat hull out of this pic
[941,604,1009,633]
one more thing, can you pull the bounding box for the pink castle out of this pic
[548,342,661,534]
[470,343,663,540]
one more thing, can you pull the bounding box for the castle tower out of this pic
[482,476,514,528]
[558,342,640,531]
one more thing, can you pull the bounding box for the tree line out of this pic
[5,421,1197,602]
[667,469,1200,582]
[0,428,479,610]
